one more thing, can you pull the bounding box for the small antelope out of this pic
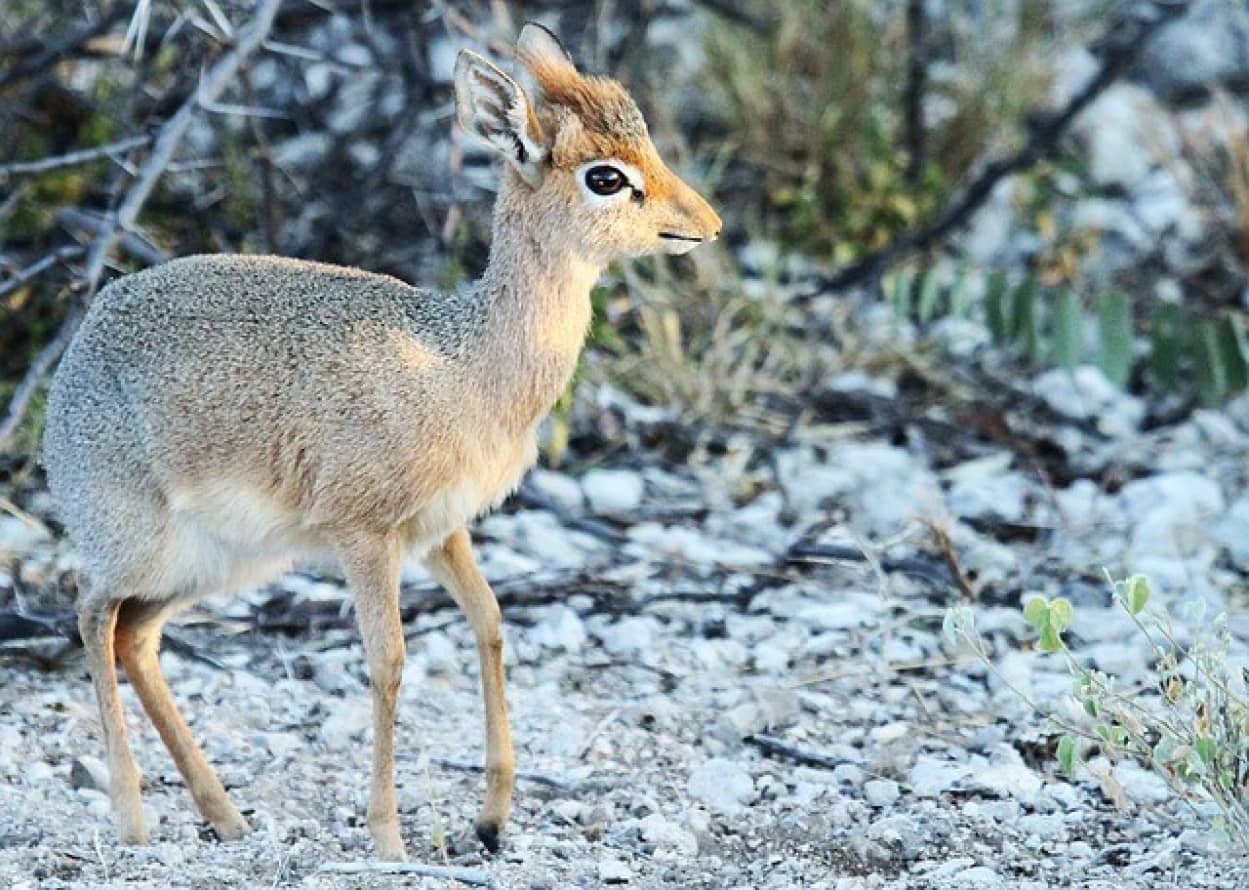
[43,23,719,859]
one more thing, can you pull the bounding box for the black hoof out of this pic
[475,820,501,854]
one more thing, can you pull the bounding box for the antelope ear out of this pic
[516,21,577,76]
[454,50,547,187]
[515,22,578,100]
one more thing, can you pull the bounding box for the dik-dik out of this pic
[43,23,719,859]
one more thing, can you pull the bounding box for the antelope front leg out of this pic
[337,533,407,861]
[424,527,514,852]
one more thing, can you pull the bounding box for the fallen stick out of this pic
[745,734,862,771]
[434,757,584,793]
[316,861,493,885]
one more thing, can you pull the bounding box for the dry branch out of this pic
[0,245,86,301]
[434,757,583,793]
[316,861,493,885]
[0,0,284,454]
[0,136,152,181]
[0,307,82,449]
[0,6,130,90]
[798,0,1190,299]
[745,734,862,770]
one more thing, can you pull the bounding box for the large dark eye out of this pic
[585,165,626,196]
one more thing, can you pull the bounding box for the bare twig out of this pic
[56,208,168,267]
[0,245,86,301]
[434,757,583,793]
[903,0,927,185]
[745,734,862,770]
[0,135,153,181]
[316,861,493,885]
[0,0,284,453]
[926,522,978,601]
[797,0,1190,298]
[0,307,83,451]
[0,6,130,89]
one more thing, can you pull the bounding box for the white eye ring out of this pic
[576,159,645,207]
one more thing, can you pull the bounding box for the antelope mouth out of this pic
[658,232,704,243]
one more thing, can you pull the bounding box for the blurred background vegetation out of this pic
[2,0,1248,463]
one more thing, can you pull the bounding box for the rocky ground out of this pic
[4,1,1249,887]
[3,358,1249,889]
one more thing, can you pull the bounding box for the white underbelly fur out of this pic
[159,432,538,599]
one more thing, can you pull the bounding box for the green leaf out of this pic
[1125,574,1150,615]
[1083,698,1099,718]
[1195,736,1217,766]
[1149,303,1185,392]
[985,271,1010,342]
[1057,735,1077,775]
[1215,315,1249,394]
[1048,597,1074,633]
[1096,291,1134,387]
[917,268,942,324]
[890,269,915,320]
[1020,280,1043,361]
[1196,319,1227,406]
[1038,624,1063,653]
[1053,289,1083,370]
[1023,595,1049,629]
[949,270,971,319]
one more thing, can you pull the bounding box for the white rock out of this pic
[795,591,884,632]
[26,761,55,785]
[1138,0,1249,101]
[1073,82,1176,190]
[1120,471,1225,564]
[1112,761,1170,805]
[944,456,1031,522]
[953,865,1004,889]
[320,698,371,752]
[688,758,755,815]
[420,632,460,675]
[638,812,698,856]
[529,605,586,653]
[907,758,969,798]
[528,468,586,514]
[582,469,644,515]
[597,858,632,884]
[1212,495,1249,571]
[968,755,1042,802]
[69,756,109,792]
[1017,812,1067,841]
[597,617,658,657]
[1033,366,1144,437]
[863,779,900,807]
[0,516,50,555]
[625,523,773,568]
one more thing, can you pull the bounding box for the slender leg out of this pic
[114,600,248,840]
[337,532,407,861]
[78,598,146,844]
[423,527,514,853]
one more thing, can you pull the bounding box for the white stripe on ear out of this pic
[454,50,548,187]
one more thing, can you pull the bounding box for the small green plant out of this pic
[891,267,1249,404]
[945,574,1249,851]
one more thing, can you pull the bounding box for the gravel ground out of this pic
[3,366,1249,889]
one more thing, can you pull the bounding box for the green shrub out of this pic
[945,574,1249,851]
